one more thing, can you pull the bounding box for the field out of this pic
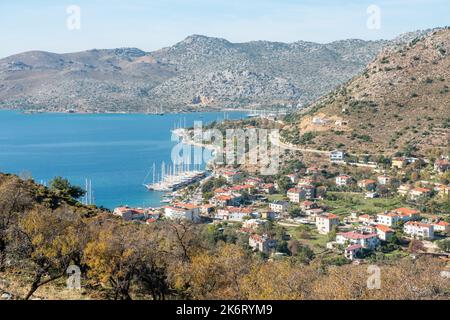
[320,192,408,216]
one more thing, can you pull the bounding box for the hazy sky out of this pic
[0,0,448,58]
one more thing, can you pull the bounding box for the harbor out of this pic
[143,162,208,192]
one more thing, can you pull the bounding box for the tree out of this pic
[171,244,251,300]
[437,239,450,253]
[84,222,165,300]
[327,226,338,242]
[14,206,86,299]
[276,176,293,193]
[408,239,424,253]
[0,176,33,271]
[288,207,301,218]
[49,177,85,200]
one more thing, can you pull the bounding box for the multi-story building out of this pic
[336,231,380,250]
[249,234,277,254]
[269,200,290,213]
[316,213,339,234]
[377,213,401,227]
[377,175,391,185]
[336,175,353,187]
[376,225,394,241]
[358,179,377,191]
[404,221,434,239]
[164,203,200,222]
[330,150,345,162]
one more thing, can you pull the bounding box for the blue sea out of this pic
[0,110,247,209]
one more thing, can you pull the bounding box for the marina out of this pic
[143,162,208,192]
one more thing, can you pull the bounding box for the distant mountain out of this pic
[0,34,393,113]
[282,28,450,156]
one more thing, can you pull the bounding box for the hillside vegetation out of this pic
[0,36,388,113]
[282,28,450,156]
[0,173,448,300]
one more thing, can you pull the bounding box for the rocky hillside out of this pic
[0,35,388,113]
[282,28,450,156]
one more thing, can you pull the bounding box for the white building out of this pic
[113,207,147,221]
[269,201,290,213]
[336,175,352,187]
[344,244,363,260]
[409,188,432,201]
[316,213,340,234]
[336,231,380,250]
[433,221,450,233]
[330,150,345,162]
[249,234,277,254]
[164,203,200,223]
[376,225,394,241]
[285,174,299,184]
[377,213,401,227]
[219,170,242,184]
[215,207,254,222]
[287,188,302,203]
[377,175,391,185]
[404,221,434,239]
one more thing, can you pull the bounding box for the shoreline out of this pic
[172,128,220,152]
[0,107,256,116]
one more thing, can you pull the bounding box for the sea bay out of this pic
[0,110,247,209]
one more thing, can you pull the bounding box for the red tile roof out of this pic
[338,231,378,240]
[376,225,394,233]
[346,244,363,251]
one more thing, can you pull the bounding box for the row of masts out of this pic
[84,179,95,205]
[38,178,94,205]
[150,161,203,185]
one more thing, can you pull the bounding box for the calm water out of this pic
[0,110,246,209]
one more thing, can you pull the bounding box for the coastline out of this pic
[172,128,221,152]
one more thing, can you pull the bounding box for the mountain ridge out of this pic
[0,29,443,113]
[281,28,450,156]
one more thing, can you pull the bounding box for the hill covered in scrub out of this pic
[282,28,450,156]
[0,172,448,300]
[0,35,389,113]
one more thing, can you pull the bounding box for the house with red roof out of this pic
[336,231,380,250]
[215,206,255,222]
[244,177,263,187]
[432,221,450,233]
[404,221,434,239]
[164,203,200,223]
[358,214,376,225]
[377,212,401,227]
[219,170,243,184]
[113,206,148,221]
[377,175,391,185]
[376,225,395,241]
[249,234,277,254]
[336,175,353,187]
[316,213,340,234]
[434,159,450,173]
[409,187,432,201]
[344,244,363,260]
[300,200,317,211]
[259,183,275,194]
[358,179,377,191]
[286,173,299,184]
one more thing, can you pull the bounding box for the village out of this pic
[112,147,450,265]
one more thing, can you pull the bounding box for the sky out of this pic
[0,0,449,58]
